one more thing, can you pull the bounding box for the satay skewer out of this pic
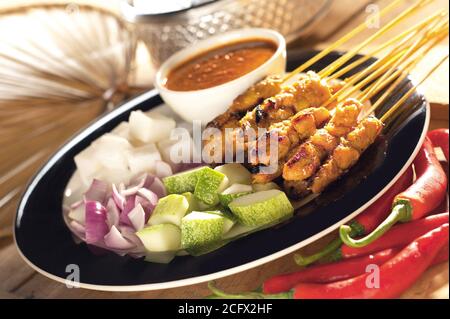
[282,0,418,83]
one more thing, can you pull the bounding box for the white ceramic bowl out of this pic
[155,28,286,124]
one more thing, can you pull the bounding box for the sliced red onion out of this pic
[148,177,166,198]
[128,204,145,231]
[111,183,125,210]
[85,201,109,244]
[119,195,135,226]
[141,174,156,189]
[137,188,158,207]
[155,160,173,179]
[121,177,146,196]
[119,225,144,247]
[104,225,135,250]
[135,195,153,223]
[106,198,120,229]
[70,200,84,210]
[69,220,86,239]
[84,179,109,204]
[68,203,86,225]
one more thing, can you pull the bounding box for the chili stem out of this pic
[340,203,410,248]
[294,237,343,266]
[207,282,292,299]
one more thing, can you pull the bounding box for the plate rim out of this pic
[13,68,431,293]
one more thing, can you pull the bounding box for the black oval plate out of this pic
[14,51,429,291]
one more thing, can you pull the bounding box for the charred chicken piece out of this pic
[249,107,331,165]
[206,75,284,131]
[204,75,284,162]
[310,116,383,194]
[239,71,332,132]
[250,107,331,183]
[282,98,362,182]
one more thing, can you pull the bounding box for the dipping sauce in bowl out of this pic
[155,28,286,123]
[164,39,277,91]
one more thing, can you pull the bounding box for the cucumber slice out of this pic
[206,210,236,234]
[186,240,228,256]
[223,224,259,239]
[252,182,280,192]
[219,183,253,206]
[181,192,201,213]
[136,224,181,252]
[162,166,207,194]
[214,163,252,185]
[148,194,189,226]
[181,211,225,250]
[176,250,189,256]
[229,190,294,226]
[194,167,228,206]
[144,252,176,264]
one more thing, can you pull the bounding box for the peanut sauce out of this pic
[164,39,277,91]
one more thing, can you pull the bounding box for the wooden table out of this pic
[0,0,448,299]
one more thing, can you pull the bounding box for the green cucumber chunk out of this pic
[194,167,229,206]
[181,192,201,213]
[181,211,225,250]
[214,163,252,185]
[136,223,181,252]
[219,183,253,206]
[148,194,189,226]
[162,166,207,194]
[229,190,294,227]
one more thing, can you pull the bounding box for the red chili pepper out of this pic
[428,128,449,162]
[295,166,414,266]
[338,212,448,259]
[208,224,449,299]
[265,241,449,295]
[431,243,449,266]
[292,223,449,299]
[340,137,448,247]
[274,213,448,294]
[264,248,399,294]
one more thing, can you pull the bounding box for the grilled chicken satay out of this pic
[282,98,363,182]
[204,75,283,162]
[206,75,284,131]
[250,107,331,166]
[249,107,330,184]
[239,71,332,132]
[310,116,383,194]
[284,115,382,198]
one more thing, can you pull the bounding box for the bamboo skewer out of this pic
[328,10,447,81]
[281,0,411,83]
[380,54,449,123]
[358,18,449,102]
[318,0,435,78]
[319,13,448,109]
[367,33,448,113]
[362,30,448,110]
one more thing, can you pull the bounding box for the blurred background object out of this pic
[0,1,139,242]
[121,0,331,66]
